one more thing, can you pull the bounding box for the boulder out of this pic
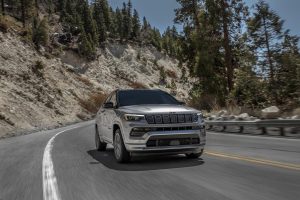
[293,108,300,116]
[217,110,228,117]
[261,106,280,119]
[237,113,249,121]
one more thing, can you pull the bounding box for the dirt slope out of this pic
[0,31,193,138]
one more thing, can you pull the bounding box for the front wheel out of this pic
[185,149,203,159]
[95,125,107,151]
[114,129,131,163]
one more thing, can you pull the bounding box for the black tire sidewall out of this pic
[114,129,130,163]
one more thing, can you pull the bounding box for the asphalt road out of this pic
[0,121,300,200]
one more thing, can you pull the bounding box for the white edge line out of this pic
[42,127,78,200]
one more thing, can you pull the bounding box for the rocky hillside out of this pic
[0,30,194,138]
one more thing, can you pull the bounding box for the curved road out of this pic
[0,121,300,200]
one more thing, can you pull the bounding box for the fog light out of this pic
[130,127,151,137]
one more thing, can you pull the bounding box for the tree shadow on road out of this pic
[87,148,205,171]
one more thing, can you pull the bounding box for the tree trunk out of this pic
[221,0,234,92]
[21,0,25,27]
[35,0,38,17]
[192,0,201,34]
[1,0,5,15]
[262,15,274,82]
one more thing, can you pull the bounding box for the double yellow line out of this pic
[205,151,300,171]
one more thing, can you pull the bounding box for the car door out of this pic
[96,93,112,142]
[104,92,117,143]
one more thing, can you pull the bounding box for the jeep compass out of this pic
[95,89,206,163]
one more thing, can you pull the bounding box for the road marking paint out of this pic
[205,151,300,171]
[42,127,77,200]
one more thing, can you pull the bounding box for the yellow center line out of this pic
[205,151,300,171]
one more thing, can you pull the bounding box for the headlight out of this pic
[196,113,204,122]
[192,113,203,122]
[124,114,145,121]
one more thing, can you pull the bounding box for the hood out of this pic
[118,104,199,114]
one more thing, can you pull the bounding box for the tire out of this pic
[185,149,203,159]
[114,129,131,163]
[95,125,107,151]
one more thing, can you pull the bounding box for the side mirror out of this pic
[103,102,114,109]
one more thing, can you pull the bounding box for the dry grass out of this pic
[166,69,178,79]
[0,17,8,33]
[79,92,107,114]
[0,15,23,33]
[128,81,148,89]
[77,76,93,86]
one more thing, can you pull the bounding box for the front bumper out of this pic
[124,129,206,154]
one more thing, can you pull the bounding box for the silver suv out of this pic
[95,89,206,163]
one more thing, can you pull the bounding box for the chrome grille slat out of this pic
[146,114,195,124]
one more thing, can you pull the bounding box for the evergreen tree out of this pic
[1,0,5,15]
[20,0,35,27]
[82,0,98,45]
[127,0,133,38]
[121,2,132,40]
[248,0,284,82]
[132,9,141,40]
[115,7,123,39]
[32,17,49,49]
[275,33,300,106]
[101,0,111,31]
[79,26,95,59]
[93,0,107,44]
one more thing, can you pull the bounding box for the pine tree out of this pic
[121,2,132,40]
[82,0,98,45]
[79,26,96,59]
[248,0,284,82]
[109,7,118,38]
[100,0,111,32]
[175,0,227,108]
[175,0,201,33]
[127,0,133,38]
[20,0,35,27]
[32,17,49,49]
[219,0,248,92]
[1,0,5,15]
[132,9,141,40]
[93,0,107,44]
[275,33,300,106]
[115,7,123,39]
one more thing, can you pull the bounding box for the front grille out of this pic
[146,137,200,147]
[146,114,197,124]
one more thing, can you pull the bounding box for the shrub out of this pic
[166,69,178,79]
[0,16,9,33]
[137,51,141,60]
[76,76,93,86]
[32,60,45,78]
[79,92,107,114]
[159,67,166,84]
[153,59,158,66]
[129,81,148,89]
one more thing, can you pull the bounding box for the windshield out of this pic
[118,90,180,107]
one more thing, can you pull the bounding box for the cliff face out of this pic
[0,31,194,138]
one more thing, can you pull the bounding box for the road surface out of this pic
[0,121,299,200]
